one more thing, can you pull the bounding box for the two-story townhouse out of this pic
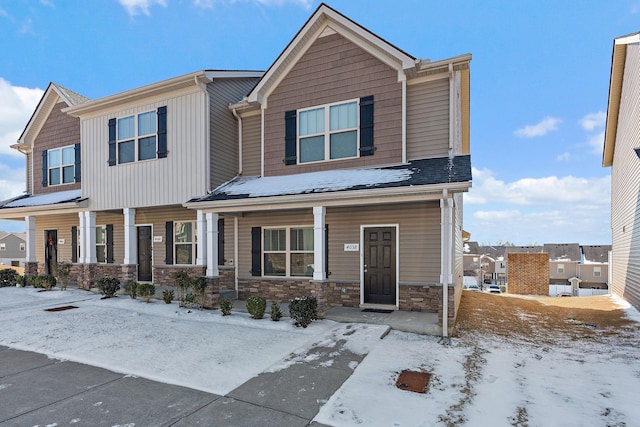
[579,245,611,290]
[0,72,262,290]
[186,4,472,335]
[544,243,581,285]
[603,31,640,310]
[0,232,26,267]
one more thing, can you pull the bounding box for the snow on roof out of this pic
[1,190,82,208]
[191,156,472,203]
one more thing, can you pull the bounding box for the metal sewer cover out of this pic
[44,305,79,312]
[396,370,431,393]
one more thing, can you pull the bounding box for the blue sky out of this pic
[0,0,637,245]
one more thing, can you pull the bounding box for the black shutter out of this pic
[284,110,297,165]
[251,227,261,276]
[106,224,114,263]
[165,221,173,265]
[108,118,117,166]
[41,150,48,187]
[157,106,167,158]
[74,143,81,182]
[325,224,329,279]
[359,95,374,156]
[218,218,225,266]
[71,226,77,263]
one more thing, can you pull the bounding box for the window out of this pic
[0,243,5,251]
[557,264,565,273]
[593,266,602,277]
[263,227,313,277]
[20,243,25,251]
[96,226,107,263]
[116,111,157,164]
[47,146,75,185]
[472,257,479,262]
[174,221,197,265]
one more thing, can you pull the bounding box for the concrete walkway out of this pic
[0,323,388,427]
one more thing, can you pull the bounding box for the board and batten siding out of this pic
[241,113,261,176]
[264,32,402,177]
[611,42,640,309]
[406,77,450,160]
[236,202,441,283]
[208,78,260,190]
[81,89,208,211]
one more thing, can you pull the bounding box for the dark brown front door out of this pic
[44,230,58,275]
[137,226,152,282]
[364,227,396,305]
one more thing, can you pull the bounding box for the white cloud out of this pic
[0,162,26,201]
[0,78,44,158]
[193,0,312,9]
[557,152,570,161]
[19,17,33,34]
[40,0,55,7]
[118,0,167,16]
[514,116,561,138]
[586,130,605,155]
[579,111,606,131]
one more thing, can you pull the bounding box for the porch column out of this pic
[85,211,97,264]
[25,216,36,262]
[123,208,136,264]
[78,212,86,263]
[313,206,326,281]
[196,210,207,266]
[206,212,219,277]
[440,193,453,337]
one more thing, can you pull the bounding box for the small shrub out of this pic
[16,274,26,287]
[246,295,266,319]
[270,301,283,322]
[219,298,233,316]
[128,281,139,299]
[56,262,72,291]
[97,277,120,298]
[137,283,156,303]
[27,275,39,288]
[289,296,318,328]
[37,274,57,291]
[500,285,506,293]
[0,268,19,287]
[192,276,208,308]
[162,289,174,304]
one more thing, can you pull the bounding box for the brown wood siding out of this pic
[208,78,260,189]
[264,33,402,176]
[611,44,640,309]
[241,114,261,176]
[33,214,79,264]
[33,102,81,195]
[407,78,450,160]
[236,202,441,283]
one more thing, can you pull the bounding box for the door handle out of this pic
[363,264,368,273]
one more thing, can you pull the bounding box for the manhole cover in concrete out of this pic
[44,305,78,312]
[396,370,431,393]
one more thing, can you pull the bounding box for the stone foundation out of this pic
[398,284,455,325]
[153,265,207,286]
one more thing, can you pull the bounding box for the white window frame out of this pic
[593,266,602,277]
[557,264,565,273]
[174,221,197,265]
[297,99,359,164]
[20,242,25,251]
[96,225,107,264]
[263,226,314,278]
[0,243,5,251]
[48,145,75,186]
[117,111,157,164]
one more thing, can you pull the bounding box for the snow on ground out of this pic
[1,287,640,427]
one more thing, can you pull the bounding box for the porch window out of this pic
[263,227,313,277]
[174,221,196,265]
[96,226,107,263]
[593,266,601,277]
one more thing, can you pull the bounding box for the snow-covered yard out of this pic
[1,287,639,427]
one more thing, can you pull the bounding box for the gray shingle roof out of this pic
[581,245,611,263]
[543,243,581,261]
[54,83,90,106]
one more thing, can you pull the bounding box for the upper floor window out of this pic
[593,266,602,277]
[284,96,373,166]
[108,106,167,166]
[0,243,5,251]
[174,221,196,265]
[557,264,565,273]
[20,243,25,251]
[41,144,80,187]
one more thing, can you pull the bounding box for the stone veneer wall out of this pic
[398,284,455,326]
[507,253,550,295]
[152,265,207,286]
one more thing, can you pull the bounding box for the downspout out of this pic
[401,77,407,164]
[441,188,451,337]
[261,107,265,177]
[231,107,243,175]
[195,75,211,192]
[448,63,454,158]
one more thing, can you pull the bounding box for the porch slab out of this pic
[323,306,441,335]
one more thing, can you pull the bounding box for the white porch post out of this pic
[440,192,453,337]
[206,212,219,277]
[25,216,36,262]
[85,211,97,264]
[123,208,136,264]
[78,212,86,263]
[313,206,326,281]
[196,210,207,266]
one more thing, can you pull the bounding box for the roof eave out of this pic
[0,199,88,219]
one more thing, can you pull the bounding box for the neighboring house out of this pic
[603,32,640,311]
[580,245,611,289]
[0,232,26,267]
[186,4,472,334]
[0,72,262,290]
[544,243,581,285]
